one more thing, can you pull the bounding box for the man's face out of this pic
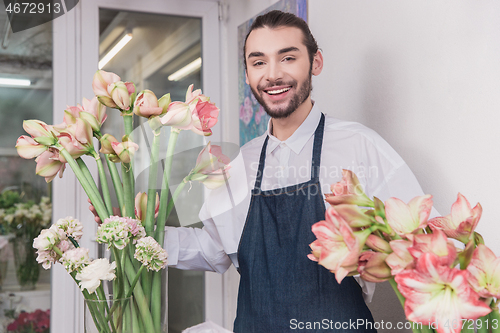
[245,26,315,119]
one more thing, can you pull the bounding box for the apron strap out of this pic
[311,113,325,181]
[254,135,269,191]
[253,113,326,191]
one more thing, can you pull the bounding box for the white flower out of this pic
[75,258,116,294]
[55,216,84,241]
[134,236,168,271]
[60,248,90,273]
[33,228,59,251]
[36,249,58,269]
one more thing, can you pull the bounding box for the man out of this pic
[165,10,428,332]
[91,10,428,332]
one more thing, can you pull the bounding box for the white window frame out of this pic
[52,1,223,331]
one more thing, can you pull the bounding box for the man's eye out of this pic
[283,56,295,62]
[253,61,264,66]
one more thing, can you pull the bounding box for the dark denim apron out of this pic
[234,114,376,332]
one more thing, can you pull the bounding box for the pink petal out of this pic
[16,135,47,159]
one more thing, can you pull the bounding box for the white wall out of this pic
[221,0,500,331]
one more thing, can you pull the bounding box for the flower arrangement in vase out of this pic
[16,70,230,332]
[0,193,51,290]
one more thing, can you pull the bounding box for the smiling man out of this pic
[162,10,430,332]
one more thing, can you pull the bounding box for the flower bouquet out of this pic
[0,196,51,289]
[15,70,230,332]
[6,309,50,333]
[308,170,500,333]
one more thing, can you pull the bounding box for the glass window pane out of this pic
[0,10,52,331]
[99,9,204,332]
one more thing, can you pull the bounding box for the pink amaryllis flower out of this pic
[325,170,373,207]
[185,84,219,136]
[35,149,66,182]
[16,135,48,159]
[134,192,160,222]
[99,133,119,154]
[365,234,392,253]
[330,204,375,228]
[57,132,88,161]
[60,118,94,150]
[107,81,136,111]
[385,239,414,275]
[133,90,164,118]
[467,244,500,298]
[358,251,392,282]
[408,229,458,268]
[395,253,491,333]
[308,206,372,283]
[22,120,59,146]
[78,97,107,132]
[159,101,193,129]
[109,136,139,163]
[384,194,433,236]
[186,143,231,189]
[92,70,121,108]
[428,193,482,244]
[190,99,220,136]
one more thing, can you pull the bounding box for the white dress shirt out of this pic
[165,103,428,299]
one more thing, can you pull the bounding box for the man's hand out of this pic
[88,198,120,224]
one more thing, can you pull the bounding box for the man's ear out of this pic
[311,50,323,76]
[245,70,249,84]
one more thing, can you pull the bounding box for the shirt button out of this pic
[280,143,286,148]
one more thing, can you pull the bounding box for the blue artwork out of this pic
[238,0,308,146]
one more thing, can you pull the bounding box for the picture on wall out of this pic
[238,0,307,146]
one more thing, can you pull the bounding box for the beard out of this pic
[250,73,312,119]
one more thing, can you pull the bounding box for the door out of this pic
[52,1,223,332]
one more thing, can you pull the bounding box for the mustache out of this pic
[257,81,296,91]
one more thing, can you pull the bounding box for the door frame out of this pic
[52,1,223,331]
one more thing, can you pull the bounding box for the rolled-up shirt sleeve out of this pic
[165,205,232,274]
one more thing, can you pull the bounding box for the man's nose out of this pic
[265,62,283,82]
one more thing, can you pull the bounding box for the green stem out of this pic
[490,309,500,333]
[125,265,145,298]
[96,285,117,333]
[59,149,109,221]
[155,180,186,242]
[156,129,180,242]
[144,130,162,232]
[420,325,434,333]
[124,254,155,332]
[123,114,135,197]
[141,231,153,309]
[151,270,163,332]
[389,278,422,333]
[121,256,140,333]
[93,152,113,216]
[76,158,101,202]
[123,114,134,137]
[112,247,124,300]
[122,163,135,218]
[476,313,490,333]
[105,155,125,216]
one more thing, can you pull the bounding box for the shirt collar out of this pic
[265,103,322,155]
